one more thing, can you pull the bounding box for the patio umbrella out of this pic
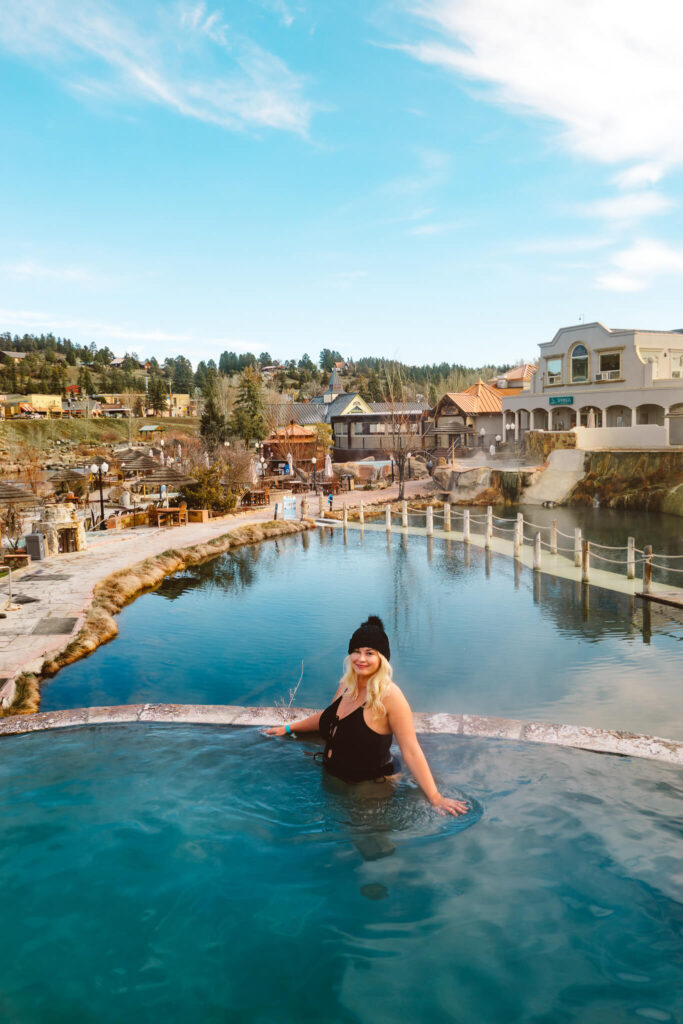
[49,469,87,485]
[0,482,39,505]
[587,408,596,428]
[324,453,333,479]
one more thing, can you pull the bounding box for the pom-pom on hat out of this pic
[348,615,390,662]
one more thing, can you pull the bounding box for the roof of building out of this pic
[0,351,27,359]
[436,380,503,416]
[327,368,343,393]
[368,401,429,414]
[488,363,537,387]
[265,423,316,440]
[138,424,165,432]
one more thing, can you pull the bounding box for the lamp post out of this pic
[260,455,266,478]
[90,461,109,529]
[311,456,317,490]
[495,434,502,450]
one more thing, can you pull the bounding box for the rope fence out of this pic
[353,501,683,594]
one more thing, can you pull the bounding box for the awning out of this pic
[19,403,36,413]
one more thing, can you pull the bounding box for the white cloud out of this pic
[4,259,93,283]
[596,238,683,292]
[580,191,674,224]
[401,0,683,178]
[515,236,612,255]
[383,149,451,196]
[410,221,457,235]
[0,0,314,135]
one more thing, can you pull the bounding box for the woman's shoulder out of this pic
[383,681,409,708]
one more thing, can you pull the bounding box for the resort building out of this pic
[502,323,683,446]
[422,380,506,455]
[2,394,63,418]
[330,398,426,459]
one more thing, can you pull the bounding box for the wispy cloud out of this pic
[4,259,94,283]
[596,238,683,292]
[0,0,315,135]
[409,221,457,236]
[382,149,451,196]
[579,191,674,224]
[330,270,368,286]
[399,0,683,181]
[515,236,612,256]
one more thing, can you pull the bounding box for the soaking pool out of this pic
[1,724,681,1023]
[40,521,683,741]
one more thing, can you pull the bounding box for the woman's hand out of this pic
[429,792,469,817]
[264,726,291,736]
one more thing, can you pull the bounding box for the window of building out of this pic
[672,352,683,378]
[597,352,621,380]
[571,344,589,383]
[546,357,562,385]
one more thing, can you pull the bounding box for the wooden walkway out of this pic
[317,517,683,604]
[637,590,683,610]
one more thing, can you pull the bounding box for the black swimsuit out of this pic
[318,695,399,783]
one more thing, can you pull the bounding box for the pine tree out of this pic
[200,370,229,449]
[230,366,265,445]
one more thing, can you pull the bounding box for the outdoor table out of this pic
[149,507,188,527]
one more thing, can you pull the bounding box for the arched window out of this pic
[571,344,589,383]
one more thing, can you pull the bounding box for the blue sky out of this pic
[2,0,683,367]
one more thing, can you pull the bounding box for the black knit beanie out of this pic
[348,615,390,662]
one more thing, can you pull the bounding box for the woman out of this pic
[266,615,468,817]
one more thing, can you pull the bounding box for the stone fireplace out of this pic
[31,504,87,556]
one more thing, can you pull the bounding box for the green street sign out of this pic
[549,396,573,406]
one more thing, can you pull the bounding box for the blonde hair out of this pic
[340,652,394,719]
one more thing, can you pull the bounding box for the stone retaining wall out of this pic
[0,703,680,765]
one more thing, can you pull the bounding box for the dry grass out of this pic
[5,518,314,715]
[0,673,41,717]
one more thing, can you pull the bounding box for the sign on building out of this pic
[282,497,297,521]
[549,396,574,406]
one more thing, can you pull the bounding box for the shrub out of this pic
[177,465,238,513]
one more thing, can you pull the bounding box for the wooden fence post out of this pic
[550,520,558,555]
[359,499,364,526]
[385,505,392,534]
[574,527,582,568]
[643,545,653,594]
[463,508,470,543]
[627,537,635,580]
[513,519,522,559]
[402,500,408,528]
[582,540,590,584]
[485,506,493,549]
[533,531,542,572]
[443,502,451,532]
[343,505,348,528]
[426,505,434,536]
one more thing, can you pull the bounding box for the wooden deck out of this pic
[636,591,683,610]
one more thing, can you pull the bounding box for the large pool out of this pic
[1,724,681,1023]
[40,519,683,741]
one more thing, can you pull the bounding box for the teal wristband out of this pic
[285,724,292,735]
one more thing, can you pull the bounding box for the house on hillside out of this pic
[487,363,537,394]
[502,322,683,446]
[0,351,27,365]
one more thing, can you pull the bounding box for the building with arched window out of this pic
[502,322,683,447]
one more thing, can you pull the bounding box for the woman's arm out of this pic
[264,711,321,737]
[386,687,468,817]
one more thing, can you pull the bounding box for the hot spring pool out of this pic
[1,724,681,1023]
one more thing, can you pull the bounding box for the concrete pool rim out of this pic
[1,703,681,766]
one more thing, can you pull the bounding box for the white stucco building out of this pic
[502,322,683,447]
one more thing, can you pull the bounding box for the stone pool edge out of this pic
[0,703,681,766]
[1,519,315,716]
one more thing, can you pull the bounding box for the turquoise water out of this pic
[41,523,683,741]
[1,725,681,1023]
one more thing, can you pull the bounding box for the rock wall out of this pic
[568,451,683,515]
[525,430,577,461]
